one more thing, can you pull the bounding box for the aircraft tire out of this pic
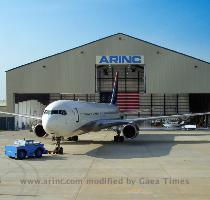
[59,147,63,154]
[72,136,78,142]
[119,136,124,142]
[114,136,119,142]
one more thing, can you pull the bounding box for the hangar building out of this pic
[6,33,210,128]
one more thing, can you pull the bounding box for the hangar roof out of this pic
[6,33,210,72]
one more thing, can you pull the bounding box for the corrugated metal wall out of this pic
[15,100,44,129]
[139,93,189,116]
[49,93,100,103]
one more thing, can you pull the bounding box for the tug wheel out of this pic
[35,148,43,158]
[17,150,26,160]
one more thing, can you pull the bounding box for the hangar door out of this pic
[189,94,210,112]
[97,65,144,111]
[0,117,15,130]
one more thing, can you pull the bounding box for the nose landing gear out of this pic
[113,129,124,142]
[52,137,64,154]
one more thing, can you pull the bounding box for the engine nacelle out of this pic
[33,124,47,137]
[122,124,138,139]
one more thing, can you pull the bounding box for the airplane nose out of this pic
[42,116,58,134]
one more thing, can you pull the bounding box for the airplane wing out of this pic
[0,111,42,120]
[95,112,210,130]
[132,112,210,123]
[95,119,130,129]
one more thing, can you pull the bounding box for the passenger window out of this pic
[59,110,67,115]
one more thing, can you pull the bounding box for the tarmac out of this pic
[0,130,210,200]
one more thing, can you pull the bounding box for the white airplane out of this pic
[1,72,210,154]
[163,120,185,128]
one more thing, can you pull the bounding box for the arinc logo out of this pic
[96,55,144,65]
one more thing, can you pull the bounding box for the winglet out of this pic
[110,72,119,105]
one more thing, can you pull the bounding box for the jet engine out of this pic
[33,124,47,137]
[122,124,138,139]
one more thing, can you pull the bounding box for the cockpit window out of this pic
[51,110,59,114]
[44,110,67,115]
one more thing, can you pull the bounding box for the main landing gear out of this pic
[113,129,124,142]
[67,136,78,142]
[52,137,64,154]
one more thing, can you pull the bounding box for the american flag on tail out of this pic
[117,92,140,112]
[101,72,140,112]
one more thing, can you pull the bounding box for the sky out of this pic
[0,0,210,100]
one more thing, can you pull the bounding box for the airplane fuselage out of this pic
[42,100,120,137]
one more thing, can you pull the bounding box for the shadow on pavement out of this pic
[25,155,67,161]
[69,133,210,159]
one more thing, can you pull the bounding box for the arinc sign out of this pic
[96,55,144,65]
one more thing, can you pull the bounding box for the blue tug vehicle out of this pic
[5,139,48,160]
